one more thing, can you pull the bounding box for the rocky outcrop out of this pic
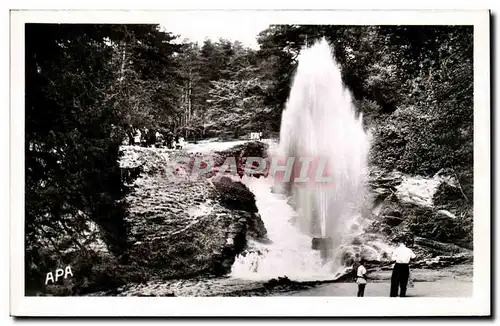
[213,141,270,178]
[38,144,269,296]
[436,209,457,219]
[368,167,462,208]
[413,237,470,255]
[212,176,258,213]
[412,253,473,269]
[368,169,403,198]
[365,166,473,261]
[119,145,268,280]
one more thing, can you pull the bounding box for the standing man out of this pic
[134,128,141,146]
[174,134,180,149]
[166,131,173,149]
[390,239,416,297]
[127,125,135,145]
[356,258,368,297]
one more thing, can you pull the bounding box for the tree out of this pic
[25,24,185,292]
[109,25,184,131]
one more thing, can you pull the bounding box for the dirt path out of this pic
[284,279,472,297]
[94,263,473,297]
[283,264,473,297]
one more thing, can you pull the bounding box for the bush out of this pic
[211,176,258,213]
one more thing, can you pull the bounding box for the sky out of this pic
[159,13,272,49]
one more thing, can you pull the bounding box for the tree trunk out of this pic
[119,42,127,84]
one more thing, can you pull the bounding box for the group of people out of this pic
[126,127,185,149]
[354,239,416,297]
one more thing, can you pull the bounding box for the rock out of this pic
[414,236,469,255]
[216,141,269,161]
[244,212,268,240]
[388,230,415,246]
[119,145,171,174]
[369,166,463,211]
[121,165,144,185]
[264,276,293,288]
[433,168,460,187]
[394,176,441,207]
[377,200,403,218]
[387,210,402,217]
[211,176,258,213]
[366,166,472,251]
[372,187,392,197]
[367,168,403,199]
[213,141,270,178]
[365,220,392,235]
[413,252,473,269]
[116,145,267,285]
[382,215,404,227]
[394,170,463,208]
[436,209,457,219]
[433,181,464,206]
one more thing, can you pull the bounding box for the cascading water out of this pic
[231,39,391,281]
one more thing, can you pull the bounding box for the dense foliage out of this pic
[25,24,182,292]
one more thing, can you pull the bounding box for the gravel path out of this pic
[285,279,472,297]
[283,264,473,297]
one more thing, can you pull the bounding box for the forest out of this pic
[25,24,473,294]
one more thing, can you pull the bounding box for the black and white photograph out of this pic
[9,9,490,317]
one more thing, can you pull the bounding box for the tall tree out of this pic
[25,24,130,283]
[25,24,185,291]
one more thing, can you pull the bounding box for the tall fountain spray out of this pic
[278,38,371,264]
[230,38,379,281]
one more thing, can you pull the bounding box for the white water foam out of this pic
[230,175,345,281]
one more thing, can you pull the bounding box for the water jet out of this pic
[278,38,371,267]
[230,38,383,281]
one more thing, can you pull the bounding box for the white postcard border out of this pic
[10,9,490,317]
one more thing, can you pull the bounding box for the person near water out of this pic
[390,240,416,297]
[356,258,368,297]
[134,128,141,145]
[126,125,135,145]
[141,128,149,147]
[166,131,173,149]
